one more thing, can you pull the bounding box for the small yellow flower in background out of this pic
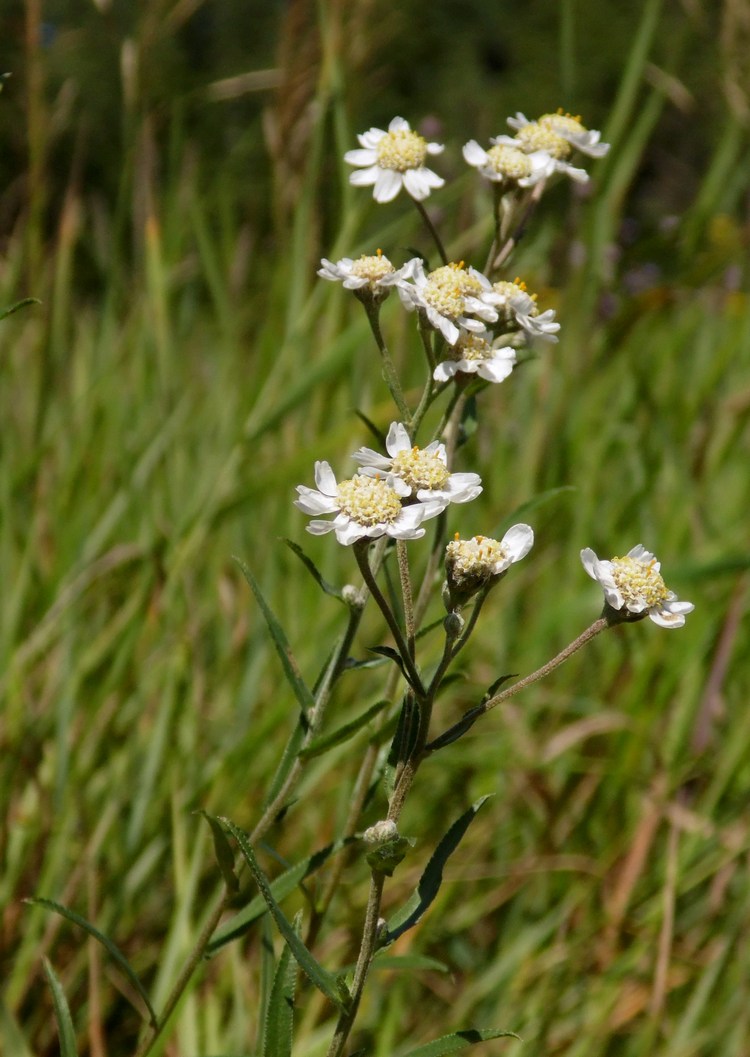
[345,116,445,203]
[581,544,694,628]
[511,110,610,158]
[492,108,609,184]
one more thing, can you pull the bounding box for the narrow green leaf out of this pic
[262,911,301,1057]
[234,557,315,715]
[387,695,421,771]
[42,958,78,1057]
[219,816,349,1011]
[499,485,576,527]
[372,953,449,973]
[299,698,390,760]
[401,1028,518,1056]
[198,811,240,895]
[368,644,413,686]
[0,297,41,322]
[208,835,355,954]
[283,538,343,600]
[384,796,493,945]
[29,898,157,1025]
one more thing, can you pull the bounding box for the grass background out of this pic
[1,0,749,1055]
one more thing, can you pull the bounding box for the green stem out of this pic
[412,197,449,265]
[396,540,415,659]
[364,300,412,425]
[353,540,424,695]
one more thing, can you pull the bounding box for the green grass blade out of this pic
[29,899,157,1025]
[261,910,301,1057]
[41,957,78,1057]
[299,698,390,760]
[399,1028,519,1056]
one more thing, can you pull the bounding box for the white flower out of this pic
[317,250,409,302]
[344,116,445,203]
[462,140,554,187]
[445,525,534,604]
[398,260,500,345]
[492,120,589,184]
[508,111,610,158]
[433,329,517,384]
[581,544,694,628]
[492,279,560,343]
[353,422,482,514]
[295,461,428,545]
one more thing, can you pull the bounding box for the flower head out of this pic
[445,524,534,607]
[295,460,429,545]
[509,110,610,158]
[353,422,482,514]
[462,139,554,187]
[433,329,517,384]
[581,544,694,628]
[344,116,445,203]
[398,260,500,345]
[317,250,408,304]
[492,278,560,343]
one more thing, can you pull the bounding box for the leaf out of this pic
[372,953,449,973]
[425,705,484,752]
[368,644,413,686]
[401,1028,519,1056]
[234,557,315,716]
[387,695,421,769]
[218,816,350,1011]
[262,911,301,1057]
[384,796,493,945]
[0,297,41,322]
[198,811,240,895]
[481,673,516,703]
[29,899,157,1025]
[282,538,343,600]
[299,699,390,760]
[208,835,355,954]
[42,958,78,1057]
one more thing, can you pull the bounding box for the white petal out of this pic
[558,161,589,183]
[344,148,379,166]
[306,519,336,536]
[352,446,391,469]
[294,489,339,516]
[649,602,691,628]
[358,128,386,148]
[501,524,534,562]
[314,460,338,495]
[580,548,602,580]
[507,112,531,130]
[334,520,369,546]
[463,140,488,166]
[349,165,380,188]
[403,168,436,200]
[433,360,459,382]
[476,359,514,383]
[388,116,410,132]
[373,168,403,202]
[386,421,411,456]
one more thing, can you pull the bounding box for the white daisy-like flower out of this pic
[344,116,445,203]
[353,421,482,514]
[508,110,610,158]
[398,260,500,345]
[445,525,534,605]
[462,140,554,187]
[492,278,560,343]
[317,249,409,303]
[433,329,517,384]
[295,461,429,546]
[581,544,694,628]
[492,123,589,184]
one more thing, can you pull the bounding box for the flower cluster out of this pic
[581,545,693,628]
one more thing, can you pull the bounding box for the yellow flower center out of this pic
[377,129,428,171]
[611,556,669,608]
[423,262,483,320]
[486,144,532,179]
[337,476,402,526]
[539,111,586,138]
[446,534,507,584]
[350,250,395,284]
[391,447,450,491]
[515,123,571,159]
[452,333,493,362]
